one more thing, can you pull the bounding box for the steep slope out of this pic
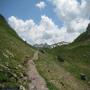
[0,15,35,88]
[74,23,90,42]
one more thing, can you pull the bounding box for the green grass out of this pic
[48,43,89,86]
[0,15,35,88]
[35,25,90,90]
[35,50,90,90]
[46,43,90,81]
[35,53,60,90]
[35,45,90,90]
[46,80,59,90]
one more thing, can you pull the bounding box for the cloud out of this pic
[9,15,75,45]
[67,18,90,33]
[8,0,90,45]
[50,0,90,21]
[36,1,46,9]
[49,0,90,33]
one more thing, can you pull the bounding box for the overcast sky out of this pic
[0,0,90,45]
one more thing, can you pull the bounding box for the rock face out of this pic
[0,14,6,22]
[0,14,9,26]
[86,23,90,33]
[0,14,4,19]
[74,23,90,42]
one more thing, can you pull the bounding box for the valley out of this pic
[0,15,90,90]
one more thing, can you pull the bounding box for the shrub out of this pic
[57,55,64,62]
[80,73,87,81]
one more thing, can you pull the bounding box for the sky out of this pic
[0,0,90,45]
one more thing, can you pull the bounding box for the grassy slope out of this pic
[35,47,90,90]
[0,15,35,88]
[35,25,90,90]
[45,42,90,80]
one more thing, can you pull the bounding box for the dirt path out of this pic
[27,51,48,90]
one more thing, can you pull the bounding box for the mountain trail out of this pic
[27,51,48,90]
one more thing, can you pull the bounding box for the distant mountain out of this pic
[34,41,69,48]
[34,43,50,48]
[50,41,69,48]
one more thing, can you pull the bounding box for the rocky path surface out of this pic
[27,51,48,90]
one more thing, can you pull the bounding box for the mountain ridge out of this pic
[74,23,90,42]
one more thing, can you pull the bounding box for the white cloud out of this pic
[67,18,90,33]
[49,0,90,33]
[36,1,46,9]
[9,15,73,45]
[50,0,90,21]
[8,0,90,45]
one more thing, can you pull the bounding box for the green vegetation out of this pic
[0,15,35,88]
[35,23,90,90]
[46,43,90,81]
[45,25,90,83]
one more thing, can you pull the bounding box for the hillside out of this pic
[35,23,90,90]
[0,15,35,88]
